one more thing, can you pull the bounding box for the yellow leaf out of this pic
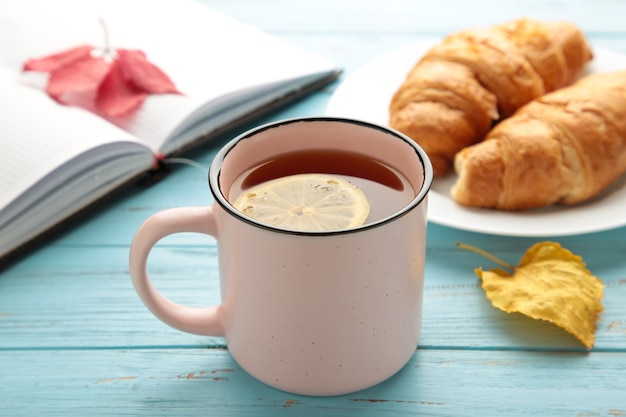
[460,241,604,349]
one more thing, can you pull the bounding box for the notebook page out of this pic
[0,0,338,150]
[0,67,152,211]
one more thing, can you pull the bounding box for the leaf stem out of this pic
[98,17,116,62]
[456,241,515,272]
[99,17,110,50]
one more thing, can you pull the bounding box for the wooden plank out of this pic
[2,243,624,351]
[1,348,624,417]
[2,1,626,416]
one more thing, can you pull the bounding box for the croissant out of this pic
[451,70,626,211]
[389,18,592,176]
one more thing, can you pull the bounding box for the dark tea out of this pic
[228,149,416,225]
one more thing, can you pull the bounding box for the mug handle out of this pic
[129,206,225,337]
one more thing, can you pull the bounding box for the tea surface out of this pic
[229,149,415,224]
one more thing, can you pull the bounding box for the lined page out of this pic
[0,0,338,150]
[0,67,151,211]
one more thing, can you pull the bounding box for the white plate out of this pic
[326,41,626,236]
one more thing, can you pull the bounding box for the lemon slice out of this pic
[232,174,370,231]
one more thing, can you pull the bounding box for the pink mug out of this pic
[129,117,433,396]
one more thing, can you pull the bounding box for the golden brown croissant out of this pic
[451,70,626,211]
[389,18,593,176]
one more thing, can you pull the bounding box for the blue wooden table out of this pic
[2,0,626,415]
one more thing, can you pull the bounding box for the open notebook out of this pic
[0,0,340,264]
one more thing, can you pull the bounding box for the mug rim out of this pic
[209,116,433,236]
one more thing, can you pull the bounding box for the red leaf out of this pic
[117,49,181,94]
[23,44,93,72]
[23,40,181,117]
[46,54,110,102]
[96,59,147,117]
